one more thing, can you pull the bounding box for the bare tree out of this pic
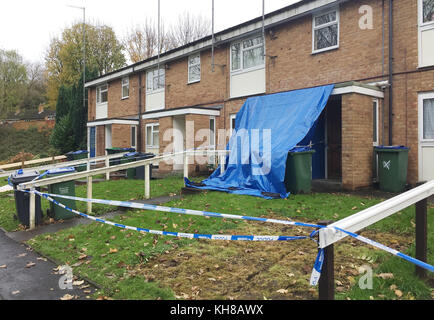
[123,13,211,64]
[169,12,211,47]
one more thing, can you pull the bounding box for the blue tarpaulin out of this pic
[185,84,335,199]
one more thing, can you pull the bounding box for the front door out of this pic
[419,92,434,181]
[89,126,96,158]
[326,98,342,180]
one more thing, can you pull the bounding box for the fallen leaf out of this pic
[109,248,118,254]
[17,253,27,258]
[60,294,74,300]
[0,265,6,269]
[208,277,216,282]
[351,206,358,210]
[83,290,91,294]
[37,257,47,262]
[73,280,84,286]
[71,261,83,267]
[25,262,36,268]
[12,290,20,295]
[78,254,87,260]
[276,289,288,294]
[394,290,403,298]
[376,273,394,279]
[389,284,397,291]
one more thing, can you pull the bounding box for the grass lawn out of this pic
[25,181,433,300]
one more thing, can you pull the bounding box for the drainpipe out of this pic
[138,71,143,153]
[388,0,394,146]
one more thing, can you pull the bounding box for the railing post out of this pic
[415,198,427,279]
[318,220,334,300]
[105,157,110,180]
[219,154,226,176]
[29,188,36,230]
[183,152,189,180]
[145,164,150,200]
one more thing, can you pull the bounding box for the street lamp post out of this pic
[67,5,86,114]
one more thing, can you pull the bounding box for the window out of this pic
[146,68,165,92]
[122,77,129,99]
[188,54,201,83]
[422,0,434,24]
[312,8,339,53]
[131,126,137,149]
[146,123,159,147]
[373,100,379,146]
[230,114,236,136]
[231,35,265,72]
[423,97,434,140]
[209,117,215,148]
[419,0,434,67]
[96,84,108,104]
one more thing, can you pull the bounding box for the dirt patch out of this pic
[131,220,413,300]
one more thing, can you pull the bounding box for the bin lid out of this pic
[67,150,89,155]
[9,169,40,183]
[374,145,409,151]
[123,152,139,158]
[136,153,156,159]
[288,146,315,153]
[46,167,76,176]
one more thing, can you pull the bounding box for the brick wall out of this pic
[96,125,105,157]
[10,120,55,131]
[341,93,375,190]
[111,124,132,149]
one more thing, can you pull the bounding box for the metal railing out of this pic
[16,149,230,230]
[317,180,434,299]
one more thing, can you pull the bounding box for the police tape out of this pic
[30,191,323,229]
[33,190,309,242]
[23,189,434,286]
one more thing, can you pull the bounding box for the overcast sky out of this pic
[0,0,300,64]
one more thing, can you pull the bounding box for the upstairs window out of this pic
[96,84,108,104]
[122,77,129,99]
[231,35,264,72]
[146,68,165,92]
[312,8,339,53]
[188,53,201,83]
[422,0,434,24]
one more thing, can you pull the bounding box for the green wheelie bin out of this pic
[45,167,77,220]
[66,150,89,172]
[121,152,139,179]
[106,147,135,166]
[284,147,315,194]
[374,146,409,193]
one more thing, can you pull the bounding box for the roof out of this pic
[85,0,344,88]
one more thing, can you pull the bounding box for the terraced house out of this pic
[85,0,434,191]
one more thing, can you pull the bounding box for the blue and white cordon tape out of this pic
[24,189,433,286]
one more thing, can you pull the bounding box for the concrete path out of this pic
[0,194,181,299]
[0,230,96,300]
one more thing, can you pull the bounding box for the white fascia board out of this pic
[85,67,134,88]
[142,108,220,120]
[85,0,342,87]
[87,119,139,127]
[332,85,384,98]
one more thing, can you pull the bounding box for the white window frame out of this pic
[188,53,201,84]
[230,34,265,74]
[373,99,379,146]
[146,123,160,148]
[418,0,434,67]
[131,125,137,149]
[312,7,340,54]
[122,77,129,99]
[419,92,434,142]
[230,114,236,136]
[146,68,165,93]
[209,116,216,148]
[96,84,108,105]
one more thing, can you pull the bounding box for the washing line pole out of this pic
[211,0,215,72]
[157,0,161,88]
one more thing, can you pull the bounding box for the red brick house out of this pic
[85,0,434,190]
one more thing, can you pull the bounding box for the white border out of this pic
[86,119,139,127]
[146,123,160,148]
[418,91,434,181]
[418,0,434,68]
[142,107,220,120]
[188,53,201,84]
